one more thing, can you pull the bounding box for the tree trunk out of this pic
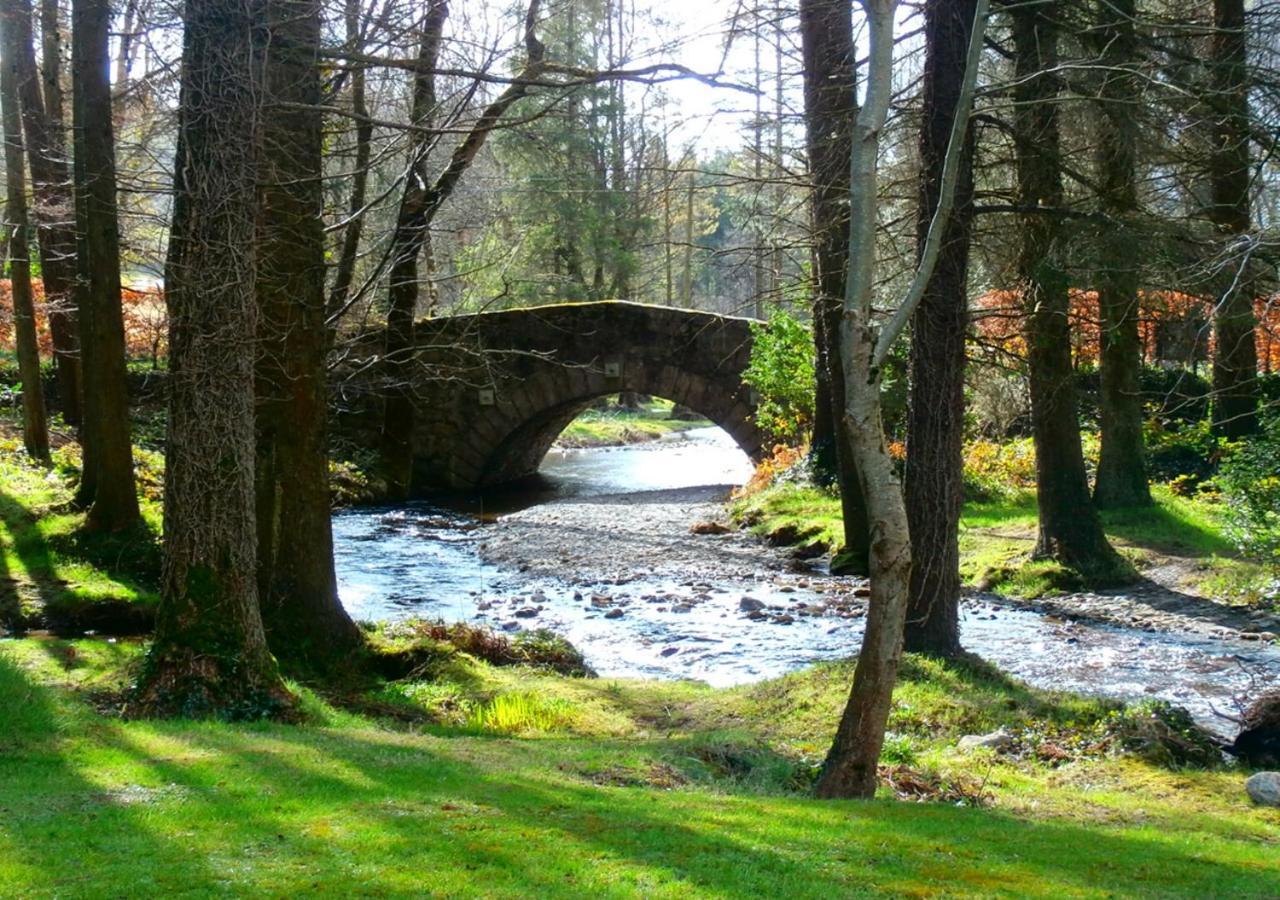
[255,0,361,667]
[903,0,977,657]
[9,0,78,425]
[1,3,49,461]
[130,0,290,718]
[324,0,370,323]
[818,0,987,797]
[798,0,870,574]
[1091,0,1151,509]
[817,0,910,799]
[70,0,137,531]
[379,0,448,499]
[1208,0,1257,439]
[1011,3,1121,578]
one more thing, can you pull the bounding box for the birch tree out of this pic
[816,0,989,799]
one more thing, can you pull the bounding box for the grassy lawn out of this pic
[734,480,1273,606]
[0,434,162,630]
[3,636,1279,897]
[556,399,710,448]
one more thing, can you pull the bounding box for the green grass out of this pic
[733,481,1273,605]
[2,637,1278,897]
[732,481,845,555]
[0,434,162,629]
[556,399,710,448]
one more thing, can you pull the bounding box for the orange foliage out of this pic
[972,288,1280,373]
[736,444,806,497]
[0,279,167,362]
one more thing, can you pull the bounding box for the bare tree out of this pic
[1209,0,1259,438]
[1091,0,1152,509]
[8,0,78,425]
[1009,1,1123,579]
[817,0,988,798]
[798,0,870,575]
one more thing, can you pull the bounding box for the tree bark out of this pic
[798,0,870,574]
[1091,0,1151,509]
[70,0,137,531]
[9,0,78,425]
[903,0,977,657]
[255,0,362,667]
[131,0,290,718]
[379,0,448,499]
[1011,3,1121,578]
[1208,0,1257,439]
[1,2,49,461]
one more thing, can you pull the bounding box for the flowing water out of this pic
[333,427,1280,735]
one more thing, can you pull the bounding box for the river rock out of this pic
[1246,772,1280,807]
[590,594,612,608]
[660,646,679,657]
[514,607,539,619]
[604,608,624,619]
[1234,691,1280,767]
[959,729,1014,752]
[739,597,766,613]
[690,520,731,535]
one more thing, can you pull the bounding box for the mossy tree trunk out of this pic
[254,0,362,666]
[130,0,290,719]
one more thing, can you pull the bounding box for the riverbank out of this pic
[553,400,711,449]
[734,480,1279,630]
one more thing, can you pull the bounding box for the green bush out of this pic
[1144,418,1217,484]
[742,308,815,444]
[1216,415,1280,568]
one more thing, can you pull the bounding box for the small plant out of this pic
[467,691,577,734]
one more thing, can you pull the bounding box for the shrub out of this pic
[742,308,815,444]
[1144,418,1217,485]
[1216,415,1280,568]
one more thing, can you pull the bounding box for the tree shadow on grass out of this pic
[0,651,223,896]
[1100,501,1236,559]
[5,647,1277,897]
[0,488,158,635]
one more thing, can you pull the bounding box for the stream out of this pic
[333,427,1280,736]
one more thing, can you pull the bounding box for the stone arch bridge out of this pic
[348,301,767,491]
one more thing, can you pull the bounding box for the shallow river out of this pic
[333,427,1280,735]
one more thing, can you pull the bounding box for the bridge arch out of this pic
[386,301,767,491]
